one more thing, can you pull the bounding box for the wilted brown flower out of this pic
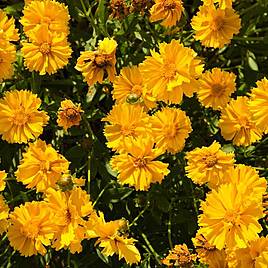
[130,0,154,14]
[109,0,129,19]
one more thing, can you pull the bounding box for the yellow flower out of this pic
[21,0,70,37]
[150,107,192,154]
[193,232,228,268]
[21,25,72,75]
[162,244,197,267]
[0,90,49,144]
[88,212,141,264]
[249,78,268,134]
[191,5,241,48]
[0,171,7,191]
[8,201,58,256]
[225,164,267,203]
[112,65,156,110]
[219,97,262,146]
[185,141,235,189]
[231,237,268,268]
[45,187,95,253]
[0,9,19,42]
[203,0,233,9]
[0,41,16,82]
[198,183,263,250]
[75,38,117,86]
[111,137,169,190]
[197,68,236,110]
[149,0,184,27]
[57,99,83,131]
[140,39,203,104]
[102,103,150,152]
[0,195,9,235]
[15,139,69,192]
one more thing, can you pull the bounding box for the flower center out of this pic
[65,209,72,225]
[39,43,51,54]
[132,85,143,96]
[203,154,217,168]
[211,83,225,96]
[120,126,135,136]
[12,109,29,126]
[65,108,80,121]
[239,116,251,129]
[41,16,52,24]
[0,57,3,63]
[133,157,147,168]
[39,160,51,172]
[162,63,177,79]
[22,222,39,239]
[225,210,240,225]
[94,54,112,68]
[164,124,179,138]
[163,0,177,10]
[210,15,225,31]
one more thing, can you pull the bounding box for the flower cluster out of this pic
[21,0,72,75]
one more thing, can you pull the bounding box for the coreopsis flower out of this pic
[88,212,141,264]
[0,195,9,235]
[57,100,83,131]
[0,171,7,191]
[0,90,49,144]
[150,107,192,154]
[219,97,262,146]
[8,201,58,256]
[192,232,228,268]
[45,187,95,253]
[102,103,150,152]
[249,78,268,134]
[225,164,267,203]
[0,9,19,42]
[75,38,117,86]
[149,0,184,27]
[15,139,69,192]
[197,68,236,110]
[203,0,233,9]
[21,0,70,37]
[111,137,169,190]
[140,39,203,104]
[162,244,197,267]
[0,41,16,82]
[112,65,156,110]
[191,5,241,48]
[21,25,72,75]
[231,237,268,268]
[198,183,264,250]
[185,141,235,189]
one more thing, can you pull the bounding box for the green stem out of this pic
[141,232,162,266]
[93,181,114,207]
[239,3,259,16]
[129,202,149,227]
[167,210,173,249]
[233,36,264,42]
[190,181,199,218]
[67,251,71,268]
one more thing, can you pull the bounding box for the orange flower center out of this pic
[94,53,113,68]
[225,210,241,225]
[41,16,52,24]
[12,109,30,126]
[133,157,147,168]
[65,209,72,225]
[164,124,179,138]
[132,85,143,96]
[163,63,177,79]
[39,160,51,172]
[22,222,40,239]
[211,83,225,96]
[40,43,51,54]
[210,15,225,31]
[163,0,177,10]
[0,57,3,63]
[203,154,217,168]
[64,108,80,121]
[239,116,252,129]
[121,126,135,136]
